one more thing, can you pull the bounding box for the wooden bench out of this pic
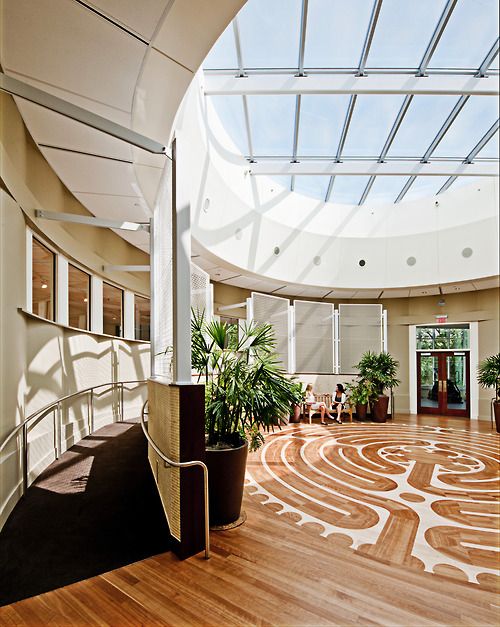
[303,394,354,423]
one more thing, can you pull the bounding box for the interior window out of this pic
[103,282,123,337]
[134,295,150,341]
[68,264,90,330]
[32,238,55,321]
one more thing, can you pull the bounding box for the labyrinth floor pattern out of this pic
[246,422,499,592]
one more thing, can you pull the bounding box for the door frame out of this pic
[417,351,470,417]
[409,322,478,420]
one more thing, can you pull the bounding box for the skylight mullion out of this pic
[357,0,384,76]
[233,18,246,78]
[421,95,469,162]
[242,96,255,161]
[417,0,459,76]
[379,95,413,160]
[477,38,500,77]
[437,176,457,194]
[290,95,302,191]
[297,0,309,77]
[358,176,375,204]
[395,176,416,203]
[464,118,499,163]
[325,94,357,202]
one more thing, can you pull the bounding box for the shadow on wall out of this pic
[0,420,170,606]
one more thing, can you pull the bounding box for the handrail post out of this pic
[202,464,210,559]
[89,389,94,433]
[54,402,62,459]
[22,423,28,496]
[120,383,124,422]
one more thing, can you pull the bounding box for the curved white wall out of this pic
[177,74,499,291]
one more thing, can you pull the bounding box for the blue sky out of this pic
[204,0,499,204]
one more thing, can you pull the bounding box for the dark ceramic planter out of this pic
[289,404,302,423]
[205,440,248,526]
[372,394,389,422]
[494,401,500,434]
[356,403,368,421]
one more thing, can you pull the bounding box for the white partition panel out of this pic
[338,304,384,374]
[191,263,212,320]
[294,301,334,373]
[250,292,290,371]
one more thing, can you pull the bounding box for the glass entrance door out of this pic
[417,351,470,417]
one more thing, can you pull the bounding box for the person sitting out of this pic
[331,383,347,424]
[304,384,334,425]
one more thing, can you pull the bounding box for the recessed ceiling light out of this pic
[41,283,47,289]
[83,298,88,302]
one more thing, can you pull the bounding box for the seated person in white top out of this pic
[304,384,334,425]
[331,383,347,424]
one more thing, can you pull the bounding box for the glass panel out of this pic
[134,295,150,341]
[247,95,295,155]
[428,0,500,69]
[297,95,350,156]
[103,283,123,337]
[293,175,331,199]
[475,130,499,159]
[203,23,238,69]
[367,0,448,69]
[342,95,406,157]
[304,0,374,68]
[420,355,439,408]
[238,0,302,69]
[404,176,450,201]
[433,97,500,158]
[416,325,470,349]
[330,176,371,204]
[68,264,90,330]
[32,238,55,321]
[208,96,249,155]
[387,96,460,157]
[446,355,467,411]
[364,176,409,204]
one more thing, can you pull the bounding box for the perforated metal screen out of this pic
[295,301,334,373]
[338,304,383,374]
[191,263,212,320]
[152,164,173,380]
[250,292,289,371]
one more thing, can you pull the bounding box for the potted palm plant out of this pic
[191,311,299,526]
[346,380,377,421]
[477,353,500,433]
[289,381,305,423]
[355,351,400,422]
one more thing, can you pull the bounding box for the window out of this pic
[134,295,150,341]
[68,264,90,330]
[32,238,55,321]
[103,282,123,337]
[416,325,470,350]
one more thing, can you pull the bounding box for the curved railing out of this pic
[0,380,147,495]
[140,401,210,559]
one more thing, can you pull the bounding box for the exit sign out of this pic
[435,315,448,323]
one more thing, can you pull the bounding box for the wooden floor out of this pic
[1,414,498,626]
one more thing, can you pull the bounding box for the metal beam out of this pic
[203,72,499,96]
[249,160,498,177]
[437,177,457,194]
[477,38,499,77]
[232,18,246,78]
[417,0,459,76]
[358,0,384,76]
[0,73,167,155]
[358,176,375,204]
[395,176,416,202]
[290,95,302,191]
[242,95,255,161]
[324,95,357,201]
[297,0,309,76]
[35,210,150,231]
[421,95,469,161]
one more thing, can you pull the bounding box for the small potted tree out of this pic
[346,380,377,421]
[191,311,299,526]
[355,351,400,422]
[477,353,500,433]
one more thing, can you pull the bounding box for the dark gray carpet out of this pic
[0,421,171,606]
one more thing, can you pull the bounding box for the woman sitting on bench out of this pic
[305,384,334,425]
[331,384,347,424]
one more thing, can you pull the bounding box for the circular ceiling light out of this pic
[313,256,321,266]
[406,256,417,266]
[359,259,366,267]
[41,283,48,289]
[203,198,210,213]
[462,247,473,258]
[274,246,280,255]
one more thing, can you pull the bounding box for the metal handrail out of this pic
[140,400,210,560]
[0,379,147,494]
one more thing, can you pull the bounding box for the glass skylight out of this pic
[203,0,499,205]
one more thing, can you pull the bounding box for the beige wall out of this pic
[213,282,500,420]
[0,94,151,529]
